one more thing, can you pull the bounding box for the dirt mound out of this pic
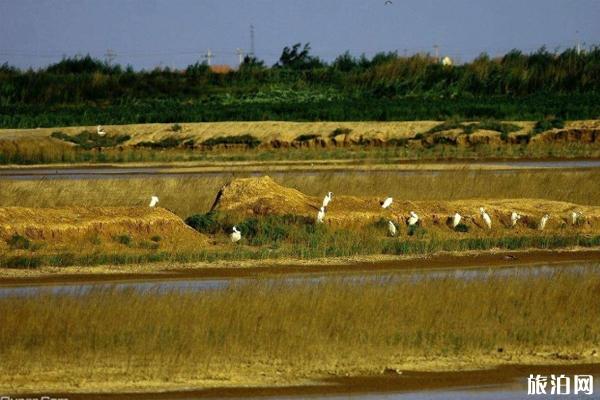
[0,206,207,254]
[211,176,320,215]
[212,177,600,234]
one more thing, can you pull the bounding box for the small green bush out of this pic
[185,212,222,234]
[170,123,182,132]
[150,235,162,242]
[454,223,469,233]
[202,134,261,148]
[2,255,42,269]
[294,133,320,142]
[114,234,133,246]
[7,234,30,250]
[136,136,183,149]
[329,127,352,138]
[50,130,130,149]
[531,117,565,135]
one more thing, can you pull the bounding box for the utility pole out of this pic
[104,49,116,65]
[236,48,244,66]
[433,44,440,62]
[249,24,255,57]
[576,30,581,55]
[204,49,213,66]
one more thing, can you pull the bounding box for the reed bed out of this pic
[1,170,599,218]
[1,271,599,391]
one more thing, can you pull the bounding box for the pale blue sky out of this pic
[1,0,599,69]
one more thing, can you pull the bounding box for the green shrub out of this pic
[454,223,469,232]
[294,133,320,142]
[7,234,30,250]
[202,134,261,148]
[531,117,565,136]
[114,234,132,246]
[2,255,42,269]
[50,130,130,149]
[185,212,222,234]
[329,127,352,138]
[170,123,182,132]
[150,235,162,242]
[136,136,182,149]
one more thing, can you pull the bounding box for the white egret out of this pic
[97,125,106,136]
[230,226,242,243]
[149,195,159,207]
[510,212,521,227]
[452,212,461,228]
[539,214,550,231]
[381,197,393,209]
[571,211,581,225]
[317,207,326,223]
[480,207,492,229]
[388,220,397,236]
[407,211,419,226]
[322,192,333,209]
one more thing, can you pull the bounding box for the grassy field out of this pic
[1,120,599,164]
[1,270,599,392]
[2,170,599,217]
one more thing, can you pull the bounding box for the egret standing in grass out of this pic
[381,197,393,209]
[149,195,159,207]
[388,220,397,236]
[408,211,419,226]
[317,207,326,224]
[322,192,333,209]
[452,212,462,228]
[539,214,550,231]
[97,125,106,136]
[230,226,242,243]
[571,211,582,225]
[480,207,492,229]
[510,211,521,227]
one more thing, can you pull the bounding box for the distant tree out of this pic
[185,61,210,76]
[275,43,324,70]
[240,55,265,69]
[332,51,358,72]
[45,55,118,74]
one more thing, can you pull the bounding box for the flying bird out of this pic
[317,207,326,223]
[388,220,397,236]
[510,212,521,227]
[322,192,333,209]
[539,214,550,231]
[381,197,393,209]
[97,125,106,136]
[407,211,419,226]
[230,226,242,243]
[480,207,492,229]
[385,0,393,4]
[149,195,159,207]
[452,212,462,228]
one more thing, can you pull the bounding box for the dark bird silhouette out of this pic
[385,0,393,4]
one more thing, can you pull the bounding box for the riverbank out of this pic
[1,248,600,286]
[1,269,599,394]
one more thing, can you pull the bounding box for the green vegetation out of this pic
[531,117,566,135]
[113,234,132,246]
[50,130,130,149]
[1,271,599,392]
[329,127,352,138]
[1,46,600,128]
[201,134,261,148]
[294,133,320,142]
[170,123,182,132]
[136,136,183,149]
[426,119,521,136]
[7,234,30,250]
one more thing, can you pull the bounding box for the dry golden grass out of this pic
[1,271,599,392]
[1,169,599,218]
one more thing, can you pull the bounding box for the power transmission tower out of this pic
[249,24,255,57]
[104,49,116,65]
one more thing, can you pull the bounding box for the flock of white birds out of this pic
[146,193,584,244]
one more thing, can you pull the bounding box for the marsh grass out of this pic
[2,170,599,218]
[1,271,599,390]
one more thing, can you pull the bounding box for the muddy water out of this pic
[1,261,599,298]
[1,159,600,180]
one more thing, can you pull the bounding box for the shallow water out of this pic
[1,261,598,298]
[1,159,600,180]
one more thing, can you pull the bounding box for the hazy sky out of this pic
[1,0,599,69]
